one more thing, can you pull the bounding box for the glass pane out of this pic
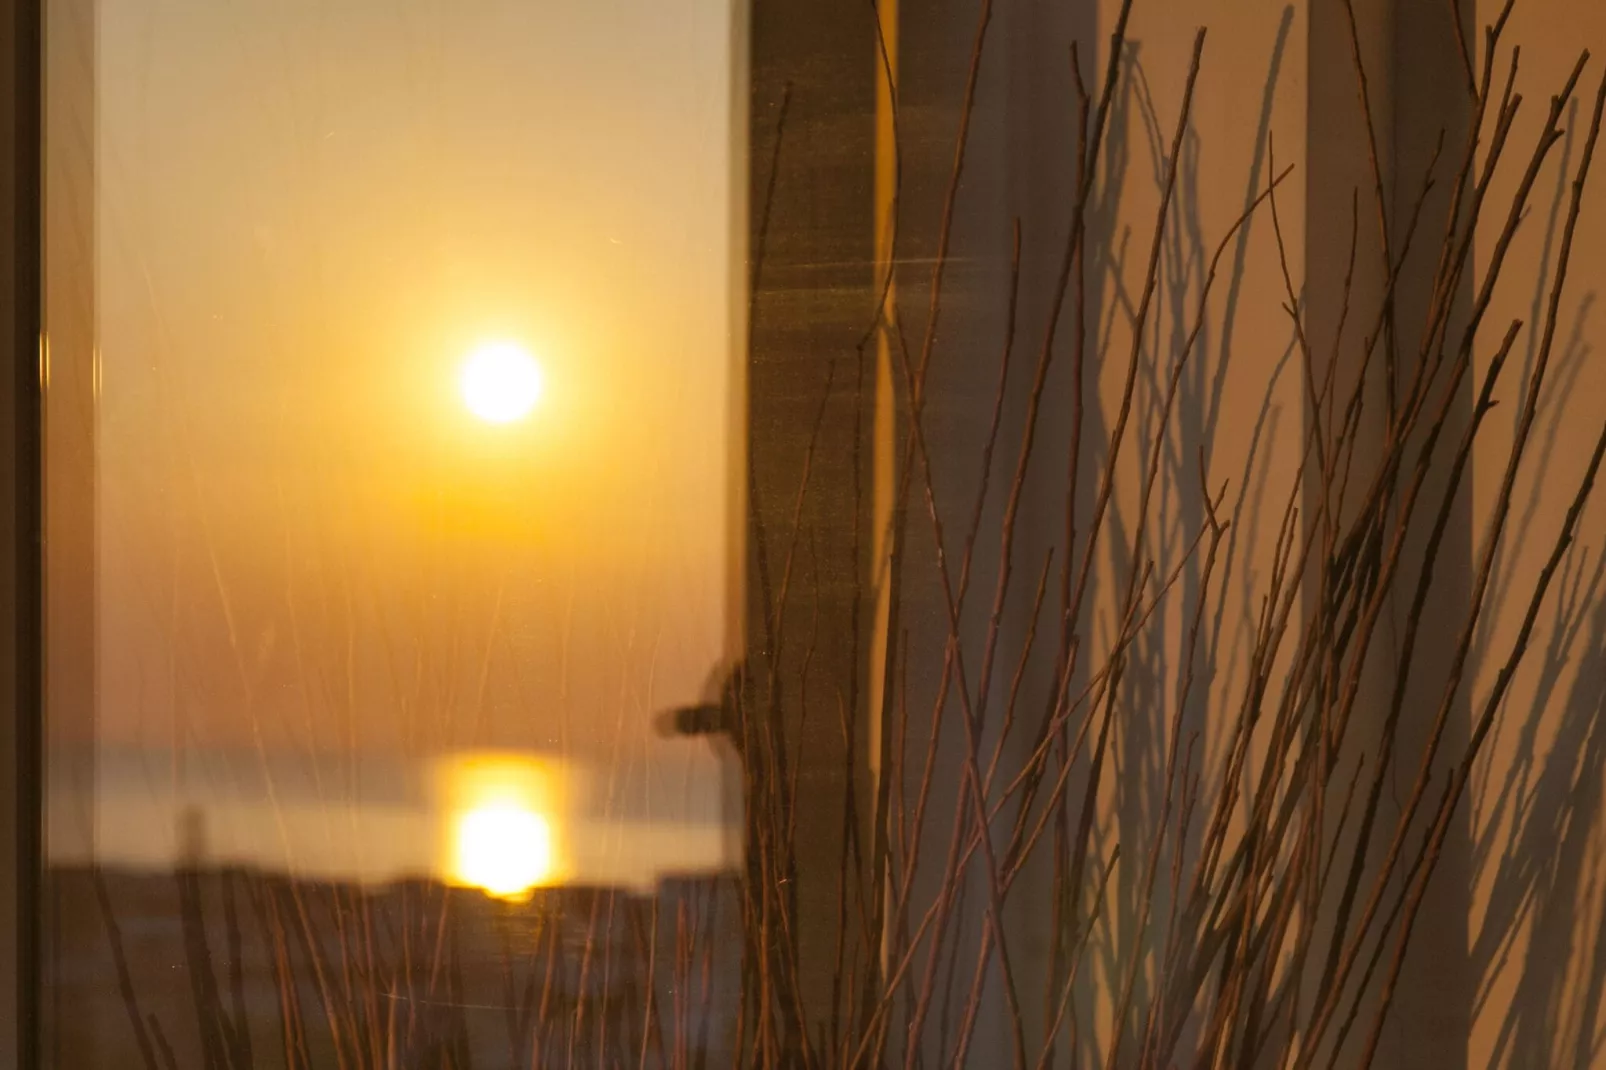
[45,1,745,1064]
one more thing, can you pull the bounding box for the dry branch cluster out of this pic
[736,1,1606,1067]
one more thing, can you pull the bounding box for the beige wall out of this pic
[1469,3,1606,1067]
[1091,5,1606,1065]
[1083,0,1309,1058]
[889,0,1311,1060]
[899,1,1606,1063]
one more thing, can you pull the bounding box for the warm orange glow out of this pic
[436,753,566,899]
[461,341,544,424]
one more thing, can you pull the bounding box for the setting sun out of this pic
[454,803,554,899]
[461,341,544,424]
[436,753,567,900]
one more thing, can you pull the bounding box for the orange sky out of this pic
[92,0,742,765]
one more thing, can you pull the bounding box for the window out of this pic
[37,1,757,1065]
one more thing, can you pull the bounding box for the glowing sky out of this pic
[85,0,742,873]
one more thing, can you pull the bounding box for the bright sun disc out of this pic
[454,803,554,900]
[461,341,543,424]
[437,753,566,900]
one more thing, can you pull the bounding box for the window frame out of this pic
[0,0,45,1065]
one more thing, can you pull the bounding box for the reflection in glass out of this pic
[44,0,745,1064]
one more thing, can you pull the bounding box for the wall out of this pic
[1468,3,1606,1067]
[890,0,1309,1061]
